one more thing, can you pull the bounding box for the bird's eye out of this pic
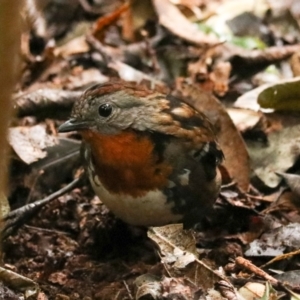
[98,103,112,117]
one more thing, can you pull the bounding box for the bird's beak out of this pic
[58,119,90,132]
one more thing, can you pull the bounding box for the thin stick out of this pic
[235,256,278,285]
[2,176,81,239]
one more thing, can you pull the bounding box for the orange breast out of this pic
[81,130,172,197]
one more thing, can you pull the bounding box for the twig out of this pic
[24,224,72,236]
[1,176,81,239]
[235,256,278,285]
[14,89,82,118]
[260,249,300,269]
[221,181,236,189]
[123,280,134,300]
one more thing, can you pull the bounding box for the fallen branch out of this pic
[14,89,82,118]
[1,176,81,239]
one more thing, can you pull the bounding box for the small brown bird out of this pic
[59,80,223,227]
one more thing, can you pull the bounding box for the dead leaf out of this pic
[0,193,10,218]
[234,82,275,112]
[245,223,300,257]
[148,224,197,264]
[238,282,266,300]
[209,61,231,96]
[55,36,90,58]
[175,81,250,191]
[152,0,219,46]
[66,68,108,90]
[109,60,163,85]
[227,108,263,132]
[122,0,155,42]
[170,0,203,19]
[262,191,300,223]
[14,88,82,118]
[48,272,68,285]
[134,274,162,300]
[276,172,300,198]
[23,137,81,199]
[290,51,300,76]
[0,266,39,294]
[92,2,129,42]
[9,125,58,164]
[274,270,300,292]
[160,277,194,299]
[148,224,231,289]
[247,125,300,188]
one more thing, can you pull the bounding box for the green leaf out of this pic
[258,78,300,111]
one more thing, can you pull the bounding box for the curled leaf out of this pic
[258,78,300,111]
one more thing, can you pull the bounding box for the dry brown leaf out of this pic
[54,36,90,58]
[160,277,193,299]
[109,60,163,85]
[234,83,274,112]
[245,223,300,257]
[66,68,108,90]
[170,0,203,18]
[92,2,129,41]
[0,266,39,295]
[148,224,231,290]
[148,224,197,265]
[9,125,57,164]
[227,108,263,132]
[247,125,300,188]
[290,51,300,76]
[152,0,219,46]
[262,190,300,220]
[209,61,231,97]
[239,282,266,299]
[276,172,300,198]
[175,81,250,191]
[134,274,162,300]
[122,0,156,42]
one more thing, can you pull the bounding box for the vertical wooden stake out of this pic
[0,1,22,246]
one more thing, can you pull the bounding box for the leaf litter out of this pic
[4,0,300,299]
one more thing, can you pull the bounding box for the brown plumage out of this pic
[59,80,223,227]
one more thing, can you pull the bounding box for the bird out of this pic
[58,80,224,228]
